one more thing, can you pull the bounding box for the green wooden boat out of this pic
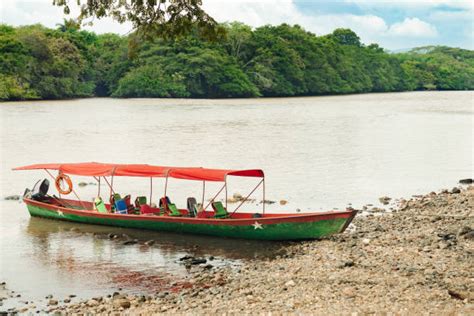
[14,162,357,241]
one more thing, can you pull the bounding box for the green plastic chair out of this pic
[135,196,147,208]
[94,197,108,213]
[167,203,182,217]
[212,201,229,219]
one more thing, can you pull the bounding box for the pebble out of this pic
[87,299,99,307]
[25,186,474,315]
[48,299,58,306]
[113,298,131,309]
[144,239,155,246]
[122,239,138,245]
[285,280,296,287]
[379,196,391,205]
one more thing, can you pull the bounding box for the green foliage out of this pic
[113,65,188,98]
[52,0,225,41]
[396,46,474,90]
[0,23,472,101]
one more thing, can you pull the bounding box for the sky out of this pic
[0,0,472,50]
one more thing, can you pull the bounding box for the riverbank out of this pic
[6,185,472,314]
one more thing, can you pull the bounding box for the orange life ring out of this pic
[55,173,73,195]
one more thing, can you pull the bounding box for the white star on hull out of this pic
[252,221,263,230]
[57,210,64,217]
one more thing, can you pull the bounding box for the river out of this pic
[0,91,472,309]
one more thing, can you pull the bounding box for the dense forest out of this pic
[1,22,473,101]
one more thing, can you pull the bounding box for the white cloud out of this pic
[0,0,132,34]
[0,0,457,49]
[388,17,438,37]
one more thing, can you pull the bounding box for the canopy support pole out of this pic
[150,177,153,204]
[262,178,266,214]
[203,183,226,211]
[93,176,101,197]
[164,172,169,198]
[103,176,115,196]
[201,181,206,209]
[224,176,228,210]
[230,179,264,216]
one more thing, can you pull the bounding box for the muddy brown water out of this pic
[0,91,472,309]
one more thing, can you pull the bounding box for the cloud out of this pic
[0,0,132,34]
[388,18,438,37]
[203,0,441,45]
[345,0,473,10]
[1,0,468,49]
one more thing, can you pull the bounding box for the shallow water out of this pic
[0,91,473,308]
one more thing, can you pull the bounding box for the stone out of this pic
[191,258,207,265]
[4,195,20,201]
[64,298,71,303]
[451,187,461,194]
[144,240,155,246]
[87,299,99,307]
[459,178,473,184]
[48,299,58,306]
[113,298,131,309]
[457,226,471,236]
[279,200,288,205]
[362,238,371,245]
[78,182,88,187]
[285,280,296,287]
[379,196,391,205]
[122,239,138,245]
[463,231,474,240]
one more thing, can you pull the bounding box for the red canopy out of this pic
[168,168,264,181]
[13,163,264,182]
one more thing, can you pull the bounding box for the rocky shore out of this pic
[4,186,474,314]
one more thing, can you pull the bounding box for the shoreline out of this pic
[1,90,472,105]
[2,185,473,314]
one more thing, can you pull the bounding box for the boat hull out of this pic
[25,199,357,241]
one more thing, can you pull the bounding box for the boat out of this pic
[13,162,357,241]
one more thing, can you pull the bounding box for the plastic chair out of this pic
[115,199,128,214]
[94,197,108,213]
[212,201,229,219]
[187,197,197,217]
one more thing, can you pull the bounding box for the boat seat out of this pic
[212,201,229,219]
[115,199,128,214]
[168,203,182,217]
[187,197,197,217]
[123,195,136,213]
[160,196,181,216]
[94,197,108,213]
[110,193,122,212]
[135,196,147,208]
[31,179,51,202]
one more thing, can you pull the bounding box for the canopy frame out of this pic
[14,162,266,216]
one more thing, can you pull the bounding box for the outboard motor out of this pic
[31,179,51,202]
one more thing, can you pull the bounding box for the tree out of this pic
[52,0,225,40]
[329,28,361,46]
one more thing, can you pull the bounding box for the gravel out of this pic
[11,186,474,314]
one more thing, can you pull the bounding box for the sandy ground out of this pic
[3,185,474,315]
